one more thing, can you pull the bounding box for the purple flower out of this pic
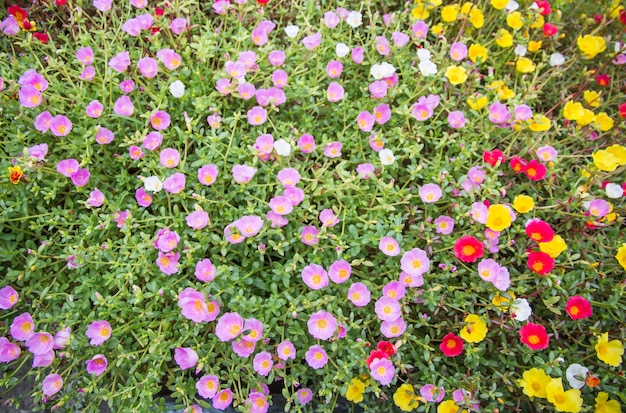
[305,344,328,369]
[34,112,52,133]
[302,33,322,50]
[0,337,21,363]
[122,18,142,36]
[352,47,364,64]
[93,0,112,11]
[514,104,533,121]
[50,115,72,137]
[76,47,94,65]
[85,320,111,346]
[143,132,162,150]
[87,188,105,207]
[53,327,71,349]
[448,111,466,128]
[10,312,35,341]
[32,350,55,368]
[119,79,135,93]
[1,16,20,36]
[319,208,339,227]
[114,96,134,116]
[170,17,188,35]
[136,13,154,30]
[96,127,114,144]
[137,57,158,78]
[71,168,90,187]
[489,102,511,124]
[392,31,410,47]
[174,347,198,370]
[85,354,108,376]
[112,210,130,228]
[80,66,96,81]
[326,60,343,78]
[323,11,340,28]
[19,85,42,108]
[163,173,186,194]
[277,340,296,361]
[301,225,319,245]
[268,50,286,66]
[296,388,313,405]
[381,317,407,338]
[213,389,233,410]
[109,51,131,72]
[232,338,256,358]
[156,48,182,70]
[0,286,19,310]
[357,163,375,179]
[41,373,63,397]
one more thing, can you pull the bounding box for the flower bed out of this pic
[0,0,625,412]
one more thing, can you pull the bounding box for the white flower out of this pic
[616,41,623,53]
[379,62,396,78]
[416,48,431,62]
[379,148,395,165]
[606,183,624,199]
[336,42,350,58]
[418,60,437,76]
[169,80,185,98]
[549,52,566,67]
[565,364,589,390]
[144,176,163,192]
[346,11,362,28]
[274,139,291,156]
[504,0,519,12]
[370,64,384,80]
[511,298,532,321]
[514,45,527,57]
[284,25,299,39]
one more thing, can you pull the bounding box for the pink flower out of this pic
[0,286,19,309]
[19,70,48,91]
[237,83,256,100]
[85,354,107,376]
[109,51,130,72]
[32,350,55,368]
[434,215,455,235]
[156,48,182,70]
[380,317,407,338]
[347,282,371,307]
[96,127,114,144]
[137,57,158,78]
[277,340,296,360]
[213,389,233,410]
[150,111,171,130]
[266,212,288,228]
[130,0,147,8]
[87,188,105,207]
[85,100,104,118]
[420,384,446,403]
[411,20,429,39]
[42,373,63,396]
[305,344,328,369]
[136,13,153,30]
[301,225,319,245]
[34,111,52,132]
[85,320,111,346]
[154,228,180,252]
[352,47,364,64]
[178,288,211,322]
[448,111,466,129]
[450,42,468,61]
[234,215,264,237]
[379,237,401,256]
[112,210,130,228]
[53,327,71,350]
[119,79,135,93]
[324,141,342,158]
[392,31,410,47]
[276,167,300,188]
[301,264,328,290]
[284,187,305,205]
[327,82,344,102]
[375,36,391,55]
[170,17,187,34]
[268,50,286,66]
[231,338,256,358]
[129,146,145,160]
[93,0,112,12]
[489,102,511,124]
[326,60,343,78]
[80,65,96,81]
[296,388,313,405]
[382,281,406,300]
[247,106,268,126]
[370,357,395,385]
[113,96,134,116]
[324,11,340,28]
[412,103,433,121]
[56,159,80,177]
[369,80,388,99]
[198,164,218,186]
[308,310,337,340]
[269,196,293,215]
[272,69,288,88]
[400,248,431,277]
[195,259,216,283]
[375,297,402,321]
[175,347,199,370]
[253,351,273,376]
[242,318,264,343]
[1,16,20,36]
[356,111,375,132]
[11,312,35,341]
[373,104,391,124]
[302,33,322,50]
[357,163,375,178]
[71,168,90,187]
[319,208,339,227]
[0,337,21,363]
[196,375,219,399]
[143,132,163,150]
[160,148,180,168]
[224,60,246,79]
[187,210,209,230]
[247,392,269,413]
[163,173,186,194]
[297,134,316,153]
[122,18,142,36]
[419,183,443,203]
[215,312,244,342]
[50,115,72,137]
[157,251,180,275]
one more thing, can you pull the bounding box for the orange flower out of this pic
[8,166,23,184]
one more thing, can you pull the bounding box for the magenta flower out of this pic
[400,248,431,277]
[0,286,19,309]
[170,17,187,34]
[307,310,337,340]
[215,312,244,342]
[375,297,402,321]
[196,375,219,399]
[130,146,145,160]
[450,42,468,61]
[33,350,55,368]
[448,111,466,129]
[156,48,181,70]
[85,354,107,376]
[80,65,96,81]
[163,173,186,194]
[213,389,233,410]
[156,251,180,275]
[154,228,180,253]
[186,210,209,230]
[119,79,135,94]
[253,351,273,376]
[56,159,80,177]
[10,312,35,341]
[242,318,263,342]
[247,392,268,413]
[370,357,395,385]
[95,127,114,144]
[232,165,257,183]
[383,281,406,300]
[379,237,401,256]
[87,188,105,207]
[109,51,130,72]
[76,47,94,64]
[18,70,48,91]
[347,282,371,307]
[138,57,158,78]
[277,340,296,360]
[434,215,455,235]
[305,344,328,369]
[302,33,322,50]
[356,111,375,132]
[0,337,21,363]
[269,196,294,215]
[326,60,343,78]
[489,102,511,124]
[296,388,313,405]
[42,373,63,397]
[247,106,268,126]
[160,148,180,168]
[381,317,407,338]
[297,134,316,153]
[50,115,72,137]
[19,85,42,108]
[174,347,199,370]
[86,320,111,346]
[143,131,163,150]
[34,111,52,133]
[324,141,342,158]
[178,288,211,322]
[419,183,443,203]
[327,82,345,102]
[198,164,219,186]
[112,210,130,228]
[301,225,319,246]
[234,215,264,237]
[71,168,90,187]
[352,47,364,64]
[113,95,134,116]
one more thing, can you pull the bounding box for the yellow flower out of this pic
[518,368,551,398]
[498,85,515,100]
[577,35,607,59]
[431,23,445,35]
[490,0,508,10]
[513,195,535,213]
[595,392,621,413]
[563,101,584,121]
[530,15,544,29]
[576,109,595,126]
[459,314,487,343]
[8,165,24,184]
[593,150,619,172]
[441,4,460,22]
[507,11,523,30]
[438,400,460,413]
[608,0,624,19]
[486,204,513,231]
[345,378,365,403]
[467,95,488,110]
[528,114,551,132]
[468,43,488,63]
[469,8,484,28]
[592,113,614,132]
[516,57,536,73]
[545,378,583,412]
[393,383,421,412]
[445,66,468,85]
[460,2,473,15]
[595,333,624,367]
[583,90,601,108]
[539,235,567,258]
[528,40,543,52]
[492,291,516,309]
[411,4,430,19]
[496,29,513,48]
[606,144,626,165]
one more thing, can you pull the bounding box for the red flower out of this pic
[527,251,554,276]
[543,23,558,37]
[154,7,164,16]
[565,296,593,320]
[525,160,546,181]
[453,236,484,263]
[535,0,552,15]
[509,156,527,173]
[440,333,464,357]
[519,323,549,350]
[593,14,605,24]
[257,0,269,4]
[377,341,396,357]
[33,32,49,43]
[525,219,554,242]
[619,103,626,119]
[366,350,387,368]
[483,149,505,167]
[620,9,626,25]
[596,74,610,87]
[8,5,28,21]
[56,0,67,5]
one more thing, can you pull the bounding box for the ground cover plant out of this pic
[0,0,625,412]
